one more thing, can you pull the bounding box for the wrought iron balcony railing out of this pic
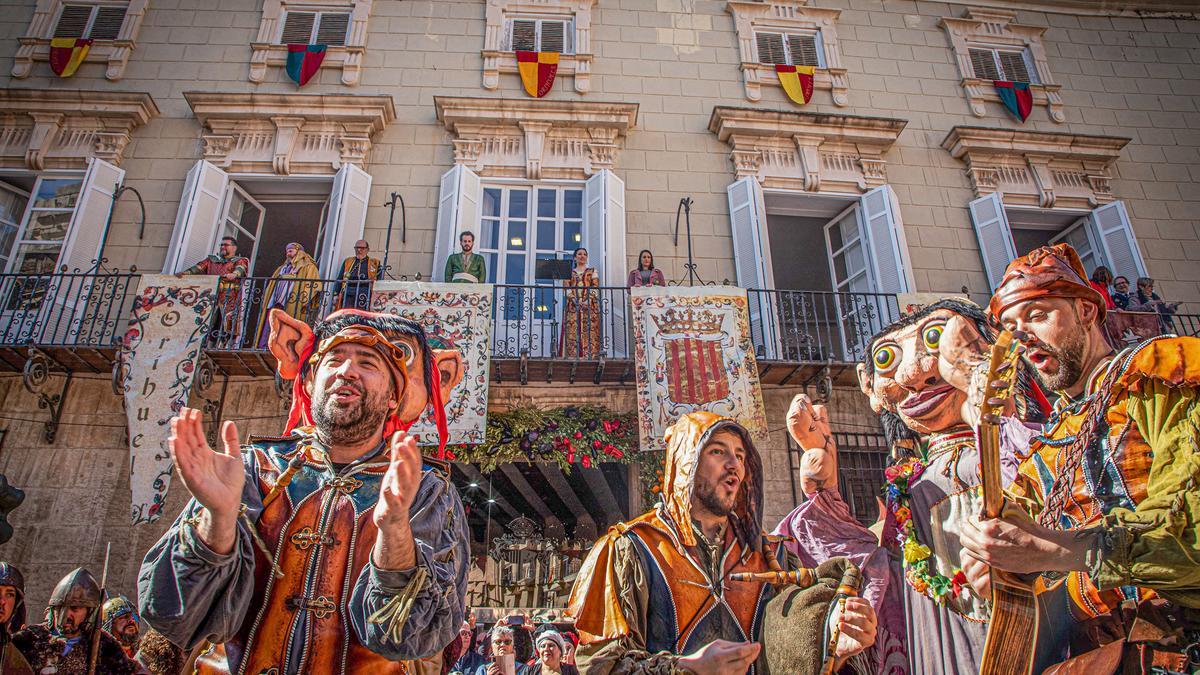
[0,271,140,348]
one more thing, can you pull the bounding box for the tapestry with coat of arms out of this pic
[630,286,769,452]
[370,281,493,446]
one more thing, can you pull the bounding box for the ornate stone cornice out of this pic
[941,125,1131,208]
[184,92,395,175]
[434,97,638,179]
[0,89,158,170]
[708,106,906,192]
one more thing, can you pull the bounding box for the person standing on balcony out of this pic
[561,248,601,359]
[445,231,486,284]
[337,239,382,309]
[1088,265,1116,310]
[1129,276,1179,333]
[254,242,321,349]
[1112,275,1132,310]
[139,307,470,674]
[177,236,249,348]
[626,249,665,287]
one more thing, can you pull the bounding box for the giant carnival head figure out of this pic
[266,308,464,455]
[857,298,1048,451]
[46,568,102,640]
[0,563,25,637]
[988,243,1109,393]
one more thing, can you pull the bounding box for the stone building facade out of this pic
[0,0,1197,614]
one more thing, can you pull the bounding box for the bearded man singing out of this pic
[139,308,469,674]
[960,244,1200,670]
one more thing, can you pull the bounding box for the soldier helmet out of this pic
[0,562,25,632]
[101,595,139,632]
[48,568,102,609]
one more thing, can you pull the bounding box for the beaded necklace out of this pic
[884,430,973,603]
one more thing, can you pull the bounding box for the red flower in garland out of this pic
[602,419,621,434]
[592,440,602,450]
[582,455,591,468]
[574,431,583,440]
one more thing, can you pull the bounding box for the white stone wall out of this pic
[0,0,1195,306]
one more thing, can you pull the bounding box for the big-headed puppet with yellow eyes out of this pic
[854,298,1048,675]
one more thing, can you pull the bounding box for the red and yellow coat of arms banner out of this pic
[49,38,92,77]
[631,286,769,452]
[517,50,559,97]
[776,64,815,105]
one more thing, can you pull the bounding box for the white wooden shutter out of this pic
[755,32,787,65]
[969,48,1001,80]
[57,157,123,274]
[539,20,567,53]
[163,160,229,273]
[431,165,481,282]
[315,12,350,46]
[859,185,912,293]
[53,4,92,38]
[1089,201,1147,282]
[89,5,127,40]
[584,170,628,356]
[510,19,537,51]
[998,50,1034,83]
[280,11,316,44]
[787,33,821,67]
[318,163,372,278]
[727,177,778,358]
[968,193,1017,291]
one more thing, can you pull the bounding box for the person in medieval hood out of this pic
[566,412,878,674]
[101,595,142,659]
[11,568,139,674]
[139,307,471,674]
[0,563,33,674]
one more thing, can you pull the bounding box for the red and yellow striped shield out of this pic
[49,38,92,78]
[776,64,815,105]
[517,51,559,98]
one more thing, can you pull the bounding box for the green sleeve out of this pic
[1090,381,1200,607]
[444,255,456,282]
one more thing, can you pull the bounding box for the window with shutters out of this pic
[753,31,823,68]
[250,0,374,85]
[11,0,147,81]
[940,8,1064,122]
[727,2,847,106]
[483,0,596,94]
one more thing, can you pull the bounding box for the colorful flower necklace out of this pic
[884,431,972,604]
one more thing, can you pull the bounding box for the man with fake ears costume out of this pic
[139,307,470,674]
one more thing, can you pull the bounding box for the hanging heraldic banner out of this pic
[370,281,493,446]
[120,274,218,524]
[631,285,769,452]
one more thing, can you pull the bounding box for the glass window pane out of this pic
[0,222,18,261]
[0,190,27,225]
[564,190,582,219]
[13,243,62,274]
[505,253,526,284]
[838,213,859,247]
[833,251,847,283]
[845,242,866,277]
[483,188,501,218]
[508,189,529,219]
[826,222,844,252]
[537,189,557,218]
[508,220,527,251]
[237,199,262,234]
[563,221,582,249]
[32,179,81,210]
[23,210,72,243]
[536,219,556,250]
[480,219,501,249]
[534,286,556,320]
[484,252,497,283]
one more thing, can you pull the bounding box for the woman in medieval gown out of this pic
[561,247,601,358]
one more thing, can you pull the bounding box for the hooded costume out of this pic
[139,308,470,675]
[989,244,1200,670]
[255,244,322,349]
[567,412,784,674]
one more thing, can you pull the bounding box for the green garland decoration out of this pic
[445,405,664,504]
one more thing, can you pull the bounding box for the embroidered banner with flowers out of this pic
[49,38,92,77]
[517,50,559,98]
[119,274,218,524]
[630,285,768,452]
[370,281,493,448]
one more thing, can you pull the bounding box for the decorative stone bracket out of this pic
[434,97,637,179]
[482,0,596,94]
[941,126,1131,210]
[0,89,158,170]
[184,92,395,175]
[708,106,906,193]
[726,1,848,106]
[11,0,149,81]
[939,8,1065,123]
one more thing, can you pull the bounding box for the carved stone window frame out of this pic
[941,126,1131,210]
[184,92,395,175]
[726,1,848,107]
[482,0,596,95]
[708,106,906,193]
[0,88,157,170]
[11,0,149,81]
[249,0,373,86]
[434,97,637,180]
[939,8,1065,123]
